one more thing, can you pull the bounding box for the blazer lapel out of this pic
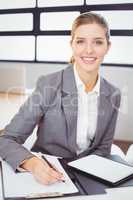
[92,78,112,146]
[61,66,78,154]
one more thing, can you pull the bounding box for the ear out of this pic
[107,41,111,52]
[105,41,111,55]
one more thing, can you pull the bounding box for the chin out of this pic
[82,64,98,73]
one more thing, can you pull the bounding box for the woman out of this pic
[0,12,121,185]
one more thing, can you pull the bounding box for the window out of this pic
[94,11,133,29]
[104,37,133,64]
[40,12,79,30]
[37,36,71,62]
[0,1,133,66]
[86,0,133,5]
[0,36,35,61]
[0,0,36,9]
[0,14,33,31]
[38,0,84,7]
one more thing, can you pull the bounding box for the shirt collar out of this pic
[73,64,100,96]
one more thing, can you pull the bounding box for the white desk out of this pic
[1,171,133,200]
[0,159,133,200]
[0,93,28,131]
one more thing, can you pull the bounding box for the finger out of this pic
[42,160,64,180]
[41,158,61,174]
[32,159,65,183]
[51,163,64,175]
[34,170,59,185]
[36,164,62,182]
[46,166,64,181]
[35,176,57,185]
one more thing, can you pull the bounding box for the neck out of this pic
[75,65,98,92]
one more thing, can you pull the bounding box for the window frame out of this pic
[0,0,133,67]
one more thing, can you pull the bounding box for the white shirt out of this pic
[73,65,100,154]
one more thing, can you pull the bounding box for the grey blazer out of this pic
[0,66,121,171]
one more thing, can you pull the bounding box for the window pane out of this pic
[0,0,36,9]
[38,0,84,7]
[37,36,71,62]
[0,14,33,31]
[104,37,133,64]
[94,11,133,30]
[86,0,133,5]
[0,36,35,60]
[40,12,79,30]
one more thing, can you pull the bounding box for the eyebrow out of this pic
[75,37,105,40]
[94,37,105,40]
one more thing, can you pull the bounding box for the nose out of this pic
[85,42,94,54]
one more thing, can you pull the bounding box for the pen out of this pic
[42,155,65,182]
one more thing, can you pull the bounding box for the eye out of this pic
[95,40,104,45]
[76,40,84,44]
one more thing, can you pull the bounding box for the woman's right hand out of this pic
[21,156,64,185]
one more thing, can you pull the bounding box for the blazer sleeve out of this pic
[0,76,48,171]
[93,89,121,157]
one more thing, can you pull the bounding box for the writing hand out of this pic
[21,156,64,185]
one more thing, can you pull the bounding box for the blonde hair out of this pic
[70,12,110,64]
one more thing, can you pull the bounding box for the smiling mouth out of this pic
[81,57,97,64]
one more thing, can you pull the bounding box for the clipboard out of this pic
[0,156,80,200]
[68,155,133,186]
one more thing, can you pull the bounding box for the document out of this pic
[68,155,133,186]
[111,144,133,167]
[1,154,78,199]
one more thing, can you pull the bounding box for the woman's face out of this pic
[71,23,110,74]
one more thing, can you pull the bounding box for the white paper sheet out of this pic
[2,154,78,198]
[68,155,133,184]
